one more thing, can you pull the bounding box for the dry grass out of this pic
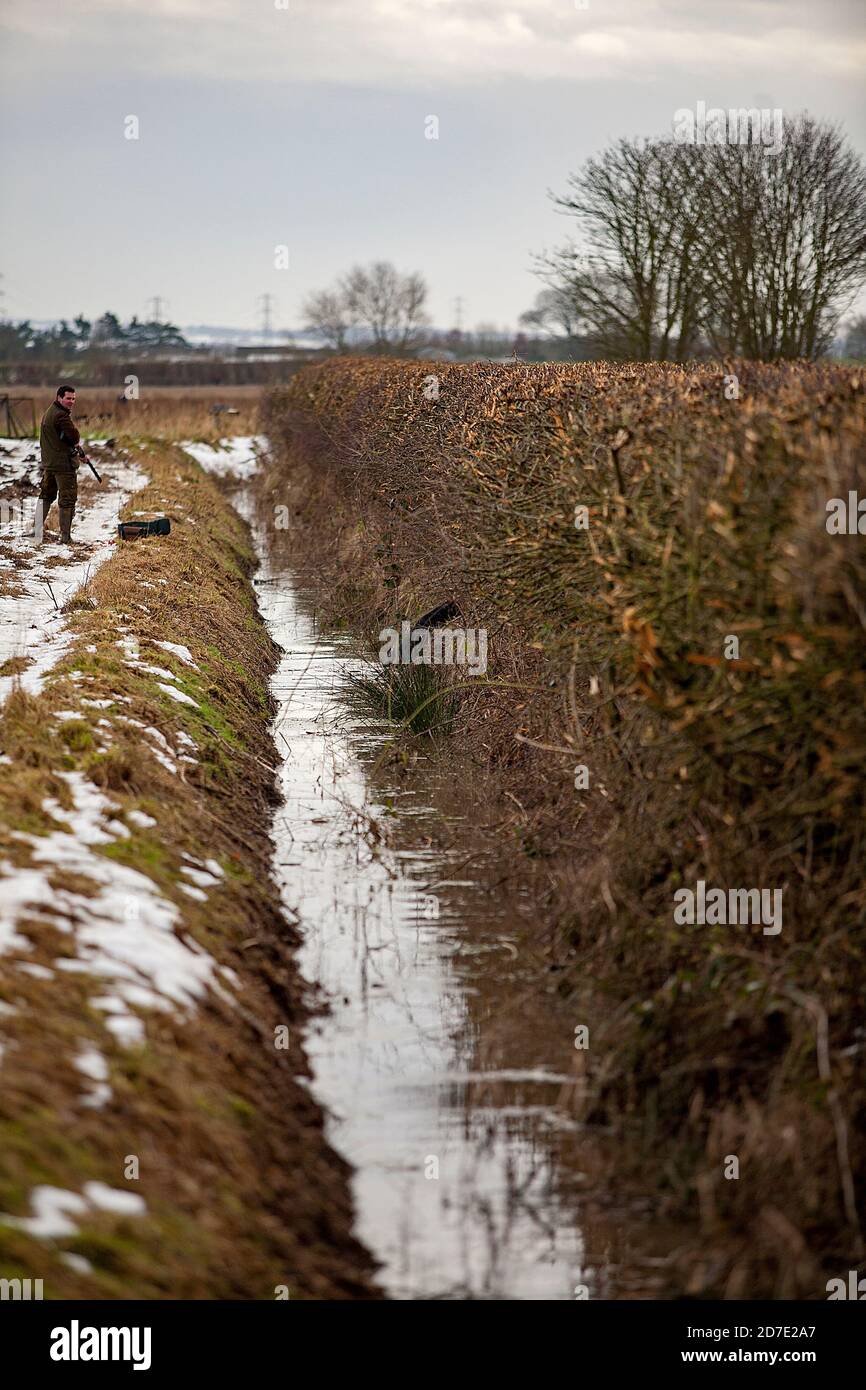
[17,386,261,445]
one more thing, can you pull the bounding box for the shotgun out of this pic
[73,444,102,484]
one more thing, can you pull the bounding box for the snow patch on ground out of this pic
[0,1181,146,1240]
[0,771,224,1047]
[133,661,179,681]
[180,884,207,903]
[75,1046,112,1109]
[17,961,53,980]
[158,682,198,707]
[2,1185,88,1239]
[181,863,221,890]
[181,435,268,480]
[156,640,196,667]
[114,717,195,776]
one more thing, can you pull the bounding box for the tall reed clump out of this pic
[262,358,866,1295]
[345,660,458,737]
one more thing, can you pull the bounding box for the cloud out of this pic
[3,0,864,86]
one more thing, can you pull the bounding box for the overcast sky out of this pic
[1,0,864,333]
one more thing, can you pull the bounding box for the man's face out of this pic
[58,390,75,411]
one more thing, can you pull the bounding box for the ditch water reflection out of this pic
[243,495,594,1300]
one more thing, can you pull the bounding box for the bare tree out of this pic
[519,286,584,339]
[301,288,354,352]
[302,261,428,354]
[340,261,429,353]
[535,116,866,361]
[699,116,866,358]
[536,138,707,361]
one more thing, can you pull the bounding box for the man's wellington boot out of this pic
[59,505,74,545]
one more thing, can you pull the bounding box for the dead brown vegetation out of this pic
[261,357,866,1298]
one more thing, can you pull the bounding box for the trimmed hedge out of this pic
[263,358,866,1292]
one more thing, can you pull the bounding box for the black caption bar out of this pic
[0,1298,861,1376]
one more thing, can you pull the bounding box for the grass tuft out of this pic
[345,659,458,736]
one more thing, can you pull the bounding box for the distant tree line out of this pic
[525,113,866,361]
[0,311,189,363]
[302,262,561,360]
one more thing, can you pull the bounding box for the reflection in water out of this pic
[246,501,589,1300]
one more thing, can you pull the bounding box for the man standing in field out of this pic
[38,384,81,544]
